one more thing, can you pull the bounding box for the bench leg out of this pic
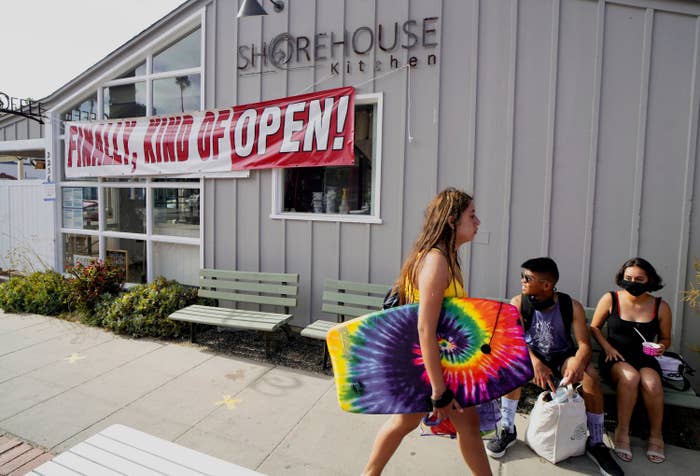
[280,324,293,341]
[190,323,196,343]
[264,334,271,358]
[322,343,330,370]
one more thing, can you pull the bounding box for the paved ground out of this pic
[1,311,699,475]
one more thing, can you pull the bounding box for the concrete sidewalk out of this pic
[1,311,698,475]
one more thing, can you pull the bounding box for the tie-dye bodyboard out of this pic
[327,297,534,414]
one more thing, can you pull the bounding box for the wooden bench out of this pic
[301,279,388,368]
[28,424,262,475]
[488,297,699,409]
[169,269,298,357]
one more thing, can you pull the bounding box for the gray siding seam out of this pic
[581,0,606,305]
[212,0,217,107]
[435,0,445,193]
[629,8,654,258]
[465,0,479,290]
[398,4,410,268]
[605,0,700,16]
[336,221,341,279]
[367,224,371,282]
[308,220,314,325]
[233,180,238,270]
[673,16,700,348]
[542,0,561,256]
[499,0,519,298]
[283,6,290,275]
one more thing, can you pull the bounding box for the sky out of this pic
[2,0,188,101]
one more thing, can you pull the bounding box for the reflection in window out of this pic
[153,188,200,238]
[105,237,146,283]
[283,104,375,215]
[152,74,201,115]
[153,28,201,73]
[63,234,99,270]
[61,95,98,133]
[118,62,147,78]
[104,188,146,233]
[62,187,98,230]
[103,82,146,119]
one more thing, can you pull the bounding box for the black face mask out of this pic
[528,294,555,311]
[620,280,648,296]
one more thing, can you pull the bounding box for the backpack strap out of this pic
[520,293,534,331]
[557,292,574,337]
[521,292,573,334]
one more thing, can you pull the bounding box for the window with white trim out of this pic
[273,93,382,223]
[57,20,203,285]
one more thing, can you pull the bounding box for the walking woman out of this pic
[362,187,492,476]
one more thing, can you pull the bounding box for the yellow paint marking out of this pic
[215,395,242,410]
[65,353,86,364]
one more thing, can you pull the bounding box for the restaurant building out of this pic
[1,0,700,378]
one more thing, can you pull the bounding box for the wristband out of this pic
[430,388,455,408]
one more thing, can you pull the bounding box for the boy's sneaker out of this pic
[486,426,517,458]
[586,439,624,476]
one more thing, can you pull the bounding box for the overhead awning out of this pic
[0,138,46,158]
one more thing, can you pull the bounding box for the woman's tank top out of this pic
[606,291,661,356]
[402,248,466,302]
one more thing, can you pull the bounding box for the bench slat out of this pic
[324,279,388,295]
[198,289,296,307]
[199,277,298,296]
[322,290,385,308]
[170,305,291,331]
[201,268,298,283]
[300,320,337,340]
[321,303,376,318]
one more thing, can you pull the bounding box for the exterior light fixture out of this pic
[237,0,284,18]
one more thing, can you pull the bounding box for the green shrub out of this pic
[67,259,125,312]
[0,271,71,315]
[100,277,200,338]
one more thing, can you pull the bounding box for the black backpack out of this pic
[521,292,575,348]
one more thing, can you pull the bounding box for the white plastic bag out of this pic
[524,385,587,463]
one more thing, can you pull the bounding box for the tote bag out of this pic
[524,385,587,463]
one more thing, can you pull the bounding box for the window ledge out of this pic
[270,212,382,224]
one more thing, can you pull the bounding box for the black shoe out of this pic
[586,439,624,476]
[486,426,517,458]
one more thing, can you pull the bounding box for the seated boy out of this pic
[486,257,623,476]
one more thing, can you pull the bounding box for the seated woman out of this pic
[589,257,671,464]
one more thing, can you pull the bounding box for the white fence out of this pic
[0,180,55,274]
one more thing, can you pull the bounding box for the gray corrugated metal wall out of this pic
[204,0,700,382]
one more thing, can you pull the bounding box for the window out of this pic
[63,94,98,123]
[63,234,99,269]
[104,187,146,233]
[62,187,98,230]
[274,93,382,223]
[153,74,201,115]
[103,82,147,119]
[153,188,199,237]
[56,18,204,284]
[153,28,201,73]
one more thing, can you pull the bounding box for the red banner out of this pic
[65,87,355,178]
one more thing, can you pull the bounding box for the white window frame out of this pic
[270,92,383,224]
[53,8,213,282]
[59,178,203,283]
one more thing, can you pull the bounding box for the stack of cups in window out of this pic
[312,192,323,213]
[325,188,337,213]
[642,341,663,356]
